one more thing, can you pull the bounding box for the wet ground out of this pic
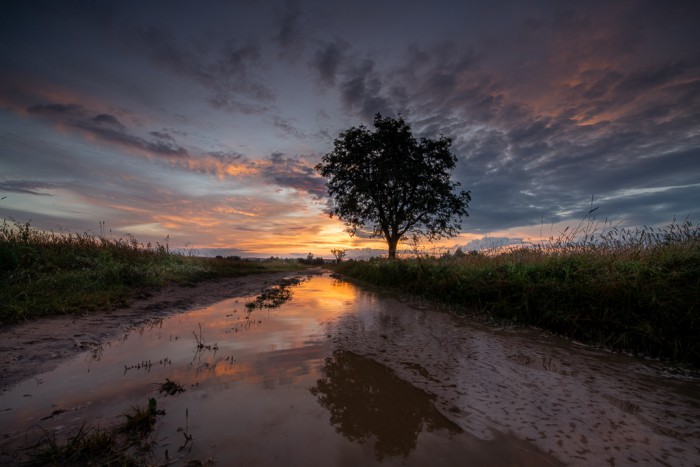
[1,272,698,465]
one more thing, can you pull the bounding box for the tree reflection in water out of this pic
[310,351,462,460]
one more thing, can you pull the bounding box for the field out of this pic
[0,220,303,323]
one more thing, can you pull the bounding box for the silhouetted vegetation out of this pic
[316,114,470,258]
[25,398,163,466]
[330,248,346,264]
[0,219,303,323]
[298,252,326,265]
[333,220,700,366]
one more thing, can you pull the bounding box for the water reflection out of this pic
[310,350,462,460]
[1,274,698,466]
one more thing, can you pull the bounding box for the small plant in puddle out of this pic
[244,284,293,309]
[157,378,186,396]
[177,407,194,453]
[25,424,127,466]
[26,398,165,465]
[121,397,164,437]
[23,398,220,465]
[193,322,218,352]
[123,357,171,375]
[123,359,153,374]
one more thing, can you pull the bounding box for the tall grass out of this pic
[334,220,700,365]
[0,219,302,323]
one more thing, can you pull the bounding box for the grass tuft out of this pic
[25,399,164,466]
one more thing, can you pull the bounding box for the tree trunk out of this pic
[387,237,399,259]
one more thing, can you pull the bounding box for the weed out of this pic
[25,398,164,466]
[193,322,218,352]
[244,277,303,309]
[157,378,186,396]
[121,397,164,437]
[24,424,133,466]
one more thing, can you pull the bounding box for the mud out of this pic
[0,270,314,392]
[1,272,698,466]
[329,293,700,466]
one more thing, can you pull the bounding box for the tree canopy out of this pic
[315,114,471,258]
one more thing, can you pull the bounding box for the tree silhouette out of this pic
[330,248,346,263]
[316,114,471,258]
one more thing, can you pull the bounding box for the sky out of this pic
[1,0,699,258]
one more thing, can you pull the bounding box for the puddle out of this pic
[0,273,698,465]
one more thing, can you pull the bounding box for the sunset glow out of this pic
[1,2,698,257]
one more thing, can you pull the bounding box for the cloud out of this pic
[338,58,392,121]
[93,113,126,131]
[149,131,175,141]
[327,4,700,233]
[22,99,329,199]
[456,236,525,252]
[24,101,266,181]
[273,0,304,59]
[126,25,274,113]
[28,103,190,159]
[309,39,349,87]
[262,152,326,199]
[22,103,84,116]
[270,115,306,139]
[0,180,57,196]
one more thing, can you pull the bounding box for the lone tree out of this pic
[316,114,471,259]
[330,248,346,264]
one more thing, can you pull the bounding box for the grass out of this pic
[332,219,700,366]
[0,219,304,323]
[24,398,163,466]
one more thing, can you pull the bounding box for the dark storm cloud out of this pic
[309,40,398,120]
[0,180,57,196]
[273,0,304,58]
[27,102,189,159]
[265,152,326,199]
[126,25,273,113]
[309,39,349,87]
[338,58,391,121]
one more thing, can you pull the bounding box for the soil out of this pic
[0,270,314,393]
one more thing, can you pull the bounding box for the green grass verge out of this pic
[0,220,303,323]
[333,221,700,366]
